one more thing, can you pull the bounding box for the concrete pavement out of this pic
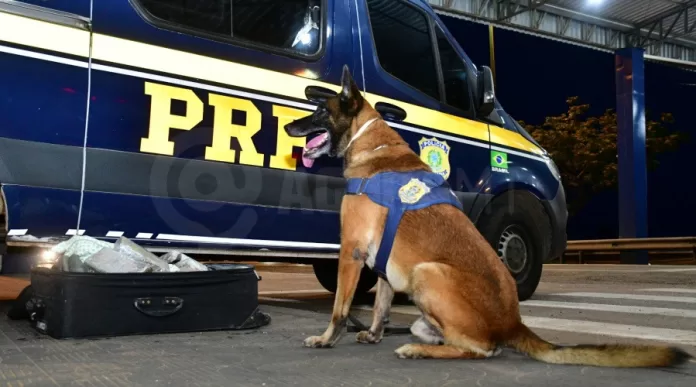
[258,263,696,385]
[0,264,695,386]
[261,266,696,351]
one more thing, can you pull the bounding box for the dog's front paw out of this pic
[356,330,381,344]
[395,344,423,359]
[303,335,333,348]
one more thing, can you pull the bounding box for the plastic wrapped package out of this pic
[113,237,170,272]
[160,251,209,272]
[84,247,155,273]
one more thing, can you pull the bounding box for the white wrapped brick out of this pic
[114,237,170,272]
[160,251,208,272]
[84,247,155,273]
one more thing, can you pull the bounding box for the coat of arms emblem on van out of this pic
[418,137,451,179]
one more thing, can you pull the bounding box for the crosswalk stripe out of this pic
[650,268,696,272]
[354,305,696,345]
[549,292,696,304]
[545,267,696,273]
[521,300,696,318]
[258,297,303,303]
[258,289,326,295]
[639,288,696,294]
[522,316,696,346]
[355,305,413,316]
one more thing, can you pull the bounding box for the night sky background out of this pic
[440,15,696,241]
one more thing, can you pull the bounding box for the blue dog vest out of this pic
[344,170,463,279]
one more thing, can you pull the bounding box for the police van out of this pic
[0,0,567,300]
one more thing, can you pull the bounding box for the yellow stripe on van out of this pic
[91,34,491,144]
[489,126,545,156]
[364,92,491,142]
[92,33,318,102]
[0,11,541,156]
[0,12,90,58]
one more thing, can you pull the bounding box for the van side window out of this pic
[134,0,322,56]
[434,26,472,114]
[366,0,440,101]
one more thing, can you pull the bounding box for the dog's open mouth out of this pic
[302,131,330,168]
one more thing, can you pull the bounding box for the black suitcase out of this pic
[27,263,270,339]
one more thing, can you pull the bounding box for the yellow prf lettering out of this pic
[140,82,203,155]
[206,94,264,166]
[270,105,311,170]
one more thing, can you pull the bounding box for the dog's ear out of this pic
[339,64,363,115]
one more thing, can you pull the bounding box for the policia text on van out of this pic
[0,0,567,301]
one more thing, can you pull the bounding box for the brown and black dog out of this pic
[284,64,691,367]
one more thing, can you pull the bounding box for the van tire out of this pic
[476,191,551,301]
[312,261,378,296]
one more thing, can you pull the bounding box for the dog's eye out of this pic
[314,108,328,121]
[312,111,324,124]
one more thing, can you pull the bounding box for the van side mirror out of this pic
[476,66,495,117]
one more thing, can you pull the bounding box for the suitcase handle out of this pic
[134,297,184,317]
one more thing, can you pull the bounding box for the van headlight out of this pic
[545,157,561,181]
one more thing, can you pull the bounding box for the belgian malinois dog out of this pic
[283,64,691,367]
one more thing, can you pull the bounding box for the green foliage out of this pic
[519,96,686,214]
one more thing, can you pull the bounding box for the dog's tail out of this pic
[504,322,692,368]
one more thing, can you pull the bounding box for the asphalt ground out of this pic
[0,264,695,386]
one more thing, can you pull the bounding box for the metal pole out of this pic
[615,47,649,264]
[488,24,497,85]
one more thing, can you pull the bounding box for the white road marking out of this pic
[7,229,28,236]
[106,231,124,237]
[651,268,696,273]
[544,266,696,273]
[258,297,304,304]
[357,305,696,345]
[550,292,696,304]
[135,232,153,239]
[521,316,696,346]
[639,288,696,294]
[355,305,418,315]
[521,300,696,318]
[258,289,327,295]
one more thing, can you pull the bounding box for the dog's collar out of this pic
[345,117,379,150]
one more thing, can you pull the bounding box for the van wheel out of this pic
[312,260,378,296]
[476,191,551,301]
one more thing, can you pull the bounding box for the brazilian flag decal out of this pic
[490,151,509,172]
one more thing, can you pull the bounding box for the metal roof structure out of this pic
[428,0,696,67]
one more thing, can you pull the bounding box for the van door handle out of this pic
[375,102,407,122]
[305,86,336,103]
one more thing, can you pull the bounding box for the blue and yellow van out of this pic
[0,0,567,300]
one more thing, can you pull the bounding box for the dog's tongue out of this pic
[302,132,328,168]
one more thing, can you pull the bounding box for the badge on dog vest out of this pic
[418,137,451,179]
[398,178,430,204]
[344,171,464,280]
